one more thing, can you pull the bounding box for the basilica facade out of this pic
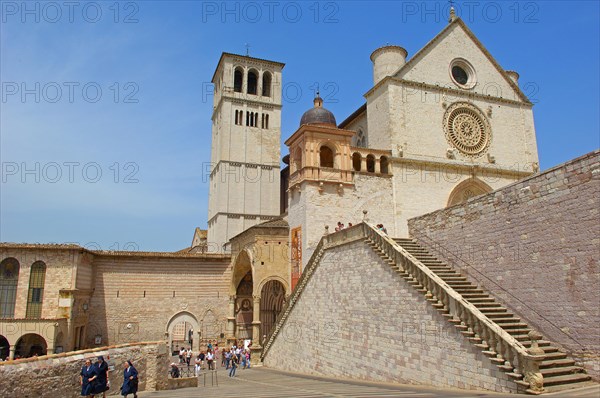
[1,15,540,364]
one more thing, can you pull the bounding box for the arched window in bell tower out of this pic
[320,146,334,168]
[247,69,258,95]
[234,67,243,93]
[262,72,272,97]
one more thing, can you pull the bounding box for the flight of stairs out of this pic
[380,237,592,394]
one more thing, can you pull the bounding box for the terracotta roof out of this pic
[0,242,229,259]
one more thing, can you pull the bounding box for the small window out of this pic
[234,67,243,93]
[262,72,272,97]
[449,58,476,89]
[366,155,375,173]
[352,153,361,171]
[356,129,367,148]
[380,156,389,174]
[320,146,334,168]
[0,258,20,318]
[452,66,468,85]
[247,70,258,95]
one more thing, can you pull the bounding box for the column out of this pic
[226,295,236,344]
[375,158,381,173]
[9,344,15,360]
[250,295,262,366]
[361,156,367,172]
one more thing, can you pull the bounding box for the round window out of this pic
[452,66,469,85]
[449,59,476,89]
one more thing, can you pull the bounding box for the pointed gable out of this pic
[394,18,530,104]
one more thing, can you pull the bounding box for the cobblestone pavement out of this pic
[134,366,590,398]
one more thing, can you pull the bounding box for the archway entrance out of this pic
[166,312,199,356]
[260,280,285,339]
[0,335,9,360]
[14,333,46,358]
[235,270,253,339]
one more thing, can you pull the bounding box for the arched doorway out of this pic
[166,312,199,356]
[14,333,47,358]
[447,178,493,207]
[235,270,253,339]
[260,280,286,340]
[0,335,9,360]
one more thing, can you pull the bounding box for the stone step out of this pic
[521,340,551,348]
[497,322,529,329]
[505,328,533,335]
[541,365,586,377]
[460,293,491,299]
[465,297,497,303]
[540,358,576,369]
[542,351,568,360]
[492,317,522,323]
[541,373,592,387]
[478,309,509,315]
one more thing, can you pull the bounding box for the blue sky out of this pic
[1,1,599,251]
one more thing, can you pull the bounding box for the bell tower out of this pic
[207,53,285,251]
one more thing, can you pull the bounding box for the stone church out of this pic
[1,13,597,394]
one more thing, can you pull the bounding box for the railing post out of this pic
[523,331,545,394]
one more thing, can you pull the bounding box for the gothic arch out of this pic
[257,275,290,296]
[230,249,254,295]
[447,178,493,207]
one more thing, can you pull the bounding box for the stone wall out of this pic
[263,240,515,393]
[0,341,169,398]
[408,150,600,379]
[88,254,231,351]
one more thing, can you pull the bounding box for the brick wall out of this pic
[0,341,168,398]
[408,150,600,379]
[263,240,516,393]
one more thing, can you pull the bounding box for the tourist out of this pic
[178,347,185,364]
[170,363,180,378]
[244,349,251,369]
[92,356,109,397]
[225,349,231,369]
[348,222,353,227]
[206,349,214,370]
[80,358,98,398]
[240,349,247,369]
[186,347,192,366]
[120,360,138,398]
[199,350,206,370]
[228,351,239,377]
[194,354,202,376]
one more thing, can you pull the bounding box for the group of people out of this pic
[334,221,387,234]
[80,356,138,398]
[222,345,251,378]
[334,221,353,232]
[169,340,252,379]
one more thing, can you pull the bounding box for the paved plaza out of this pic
[138,367,600,398]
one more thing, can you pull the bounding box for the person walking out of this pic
[120,360,138,398]
[186,347,192,366]
[80,358,98,398]
[206,349,214,370]
[194,353,202,376]
[228,351,239,377]
[92,356,109,397]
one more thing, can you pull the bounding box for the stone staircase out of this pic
[382,237,592,394]
[261,223,594,395]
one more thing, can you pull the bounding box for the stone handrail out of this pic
[261,224,366,359]
[363,223,545,392]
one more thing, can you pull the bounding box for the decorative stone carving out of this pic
[443,102,492,157]
[446,148,457,159]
